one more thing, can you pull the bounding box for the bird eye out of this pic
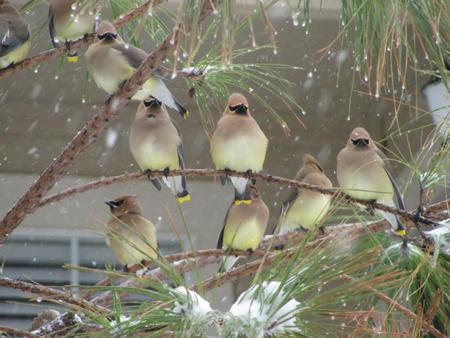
[98,33,117,41]
[229,104,248,114]
[144,98,162,108]
[351,138,370,147]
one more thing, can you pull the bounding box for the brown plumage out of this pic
[48,0,96,62]
[210,93,268,204]
[278,154,332,234]
[217,185,269,271]
[105,195,157,267]
[85,21,188,117]
[129,97,190,204]
[336,127,406,235]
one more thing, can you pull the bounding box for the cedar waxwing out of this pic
[130,96,190,204]
[217,185,269,271]
[105,195,157,267]
[210,93,268,205]
[85,20,188,118]
[336,127,406,236]
[0,0,30,69]
[278,154,332,234]
[48,0,96,62]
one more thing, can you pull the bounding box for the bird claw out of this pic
[366,200,376,216]
[144,169,153,180]
[246,169,254,179]
[163,167,170,177]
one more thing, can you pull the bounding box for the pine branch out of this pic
[0,325,39,338]
[0,277,110,316]
[0,0,163,79]
[33,169,444,227]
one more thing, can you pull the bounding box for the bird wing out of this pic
[48,7,58,47]
[273,189,298,234]
[376,149,405,209]
[172,120,188,191]
[111,44,147,69]
[0,14,28,56]
[217,203,233,249]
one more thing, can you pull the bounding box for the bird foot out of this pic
[246,248,254,255]
[123,265,130,273]
[163,167,170,177]
[366,200,377,216]
[246,169,254,179]
[145,169,153,180]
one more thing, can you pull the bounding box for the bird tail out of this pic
[219,256,240,273]
[66,51,79,63]
[380,200,406,236]
[174,100,189,119]
[230,177,251,205]
[163,176,191,204]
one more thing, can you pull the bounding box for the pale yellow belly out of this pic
[211,136,266,171]
[56,15,94,41]
[132,142,179,171]
[0,41,30,69]
[110,239,157,265]
[281,193,331,233]
[339,167,393,201]
[223,219,264,251]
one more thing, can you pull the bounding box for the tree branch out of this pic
[0,325,39,338]
[33,169,445,227]
[0,29,181,244]
[0,0,163,79]
[0,277,110,316]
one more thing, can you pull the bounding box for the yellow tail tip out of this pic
[67,55,78,62]
[183,110,190,119]
[234,199,252,205]
[177,194,191,204]
[396,229,406,236]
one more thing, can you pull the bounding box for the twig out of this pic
[33,169,445,227]
[0,29,181,244]
[0,325,39,338]
[0,277,110,316]
[340,274,446,338]
[0,0,164,79]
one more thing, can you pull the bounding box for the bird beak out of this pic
[229,104,248,115]
[98,32,117,41]
[352,138,370,147]
[143,98,162,108]
[105,200,117,208]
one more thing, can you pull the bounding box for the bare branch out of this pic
[0,277,110,316]
[0,0,163,79]
[33,169,445,227]
[0,325,39,338]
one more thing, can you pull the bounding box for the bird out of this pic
[85,20,188,118]
[48,0,96,62]
[129,96,190,204]
[0,0,30,69]
[217,185,269,271]
[278,154,332,235]
[336,127,406,236]
[105,195,158,268]
[210,93,268,205]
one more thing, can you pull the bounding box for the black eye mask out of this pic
[98,32,117,41]
[144,98,162,108]
[351,138,370,147]
[229,104,248,115]
[105,199,124,208]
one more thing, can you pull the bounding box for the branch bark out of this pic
[0,277,110,316]
[0,0,163,79]
[33,169,445,227]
